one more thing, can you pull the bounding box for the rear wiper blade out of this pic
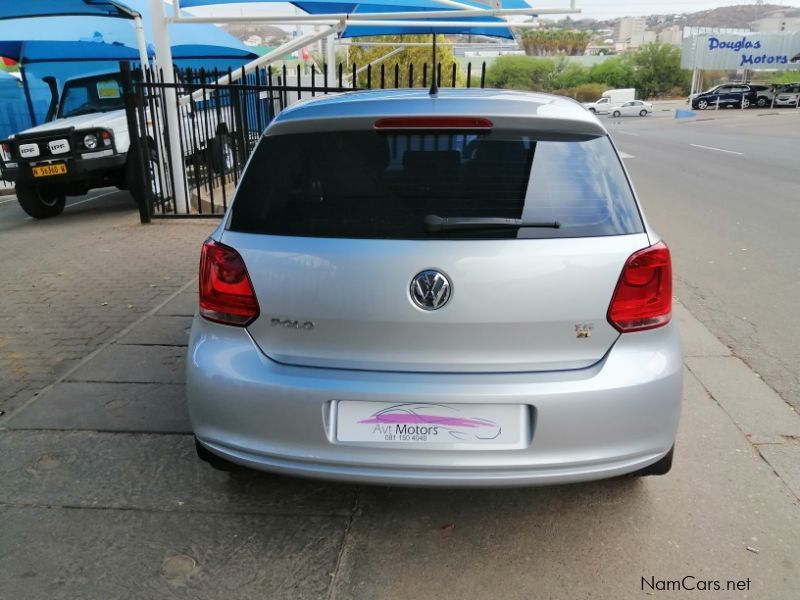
[424,214,560,232]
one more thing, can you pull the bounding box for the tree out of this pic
[346,35,463,88]
[627,42,689,98]
[484,56,555,91]
[587,58,636,89]
[520,30,590,56]
[550,59,589,89]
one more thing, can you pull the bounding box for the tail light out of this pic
[199,239,259,326]
[607,241,672,333]
[374,116,493,131]
[0,142,11,160]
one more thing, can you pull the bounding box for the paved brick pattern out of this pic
[0,191,215,414]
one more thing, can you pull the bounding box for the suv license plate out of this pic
[336,401,527,447]
[32,163,67,178]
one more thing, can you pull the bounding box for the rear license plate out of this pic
[32,163,67,178]
[336,401,527,447]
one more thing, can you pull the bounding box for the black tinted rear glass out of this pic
[229,130,643,239]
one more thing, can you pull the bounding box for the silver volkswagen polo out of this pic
[187,88,682,486]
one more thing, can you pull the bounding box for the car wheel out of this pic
[632,446,674,477]
[757,97,768,107]
[588,107,596,114]
[639,109,648,117]
[16,185,66,219]
[612,110,621,118]
[697,99,708,110]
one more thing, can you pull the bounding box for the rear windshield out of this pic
[228,129,643,239]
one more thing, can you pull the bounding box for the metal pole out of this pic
[133,14,150,76]
[149,0,188,213]
[169,6,580,23]
[326,31,336,85]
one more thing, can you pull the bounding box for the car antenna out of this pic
[429,33,439,96]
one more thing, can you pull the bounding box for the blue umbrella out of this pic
[0,1,257,126]
[0,0,137,20]
[180,0,525,38]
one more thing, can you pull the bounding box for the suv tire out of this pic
[16,186,66,219]
[632,446,674,477]
[757,96,769,107]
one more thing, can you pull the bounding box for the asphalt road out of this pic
[606,109,800,413]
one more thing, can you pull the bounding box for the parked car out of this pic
[187,88,683,486]
[610,100,653,117]
[691,84,756,110]
[582,88,636,114]
[747,84,775,107]
[774,83,800,107]
[0,70,234,219]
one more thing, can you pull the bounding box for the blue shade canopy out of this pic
[0,0,138,20]
[0,1,256,64]
[180,0,527,38]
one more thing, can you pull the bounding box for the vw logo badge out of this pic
[410,270,452,311]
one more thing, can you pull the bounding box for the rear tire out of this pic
[757,96,768,108]
[632,446,674,477]
[639,109,648,117]
[16,185,65,219]
[612,110,621,118]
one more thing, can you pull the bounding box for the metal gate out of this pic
[120,60,488,221]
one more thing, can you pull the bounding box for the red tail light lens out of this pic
[608,241,672,333]
[199,239,259,326]
[374,116,493,131]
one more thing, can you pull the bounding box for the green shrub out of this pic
[484,55,555,91]
[551,83,607,102]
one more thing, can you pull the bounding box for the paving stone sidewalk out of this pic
[0,193,216,415]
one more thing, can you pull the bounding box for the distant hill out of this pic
[550,4,800,32]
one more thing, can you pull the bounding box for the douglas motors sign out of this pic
[682,32,800,70]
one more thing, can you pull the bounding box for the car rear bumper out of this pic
[187,319,683,487]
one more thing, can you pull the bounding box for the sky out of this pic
[186,0,797,20]
[534,0,795,19]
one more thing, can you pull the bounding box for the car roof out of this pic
[267,88,607,138]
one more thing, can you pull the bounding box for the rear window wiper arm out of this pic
[424,214,561,232]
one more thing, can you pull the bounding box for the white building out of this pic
[657,26,683,46]
[615,17,657,50]
[752,14,800,32]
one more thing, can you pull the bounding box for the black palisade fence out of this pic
[121,60,488,221]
